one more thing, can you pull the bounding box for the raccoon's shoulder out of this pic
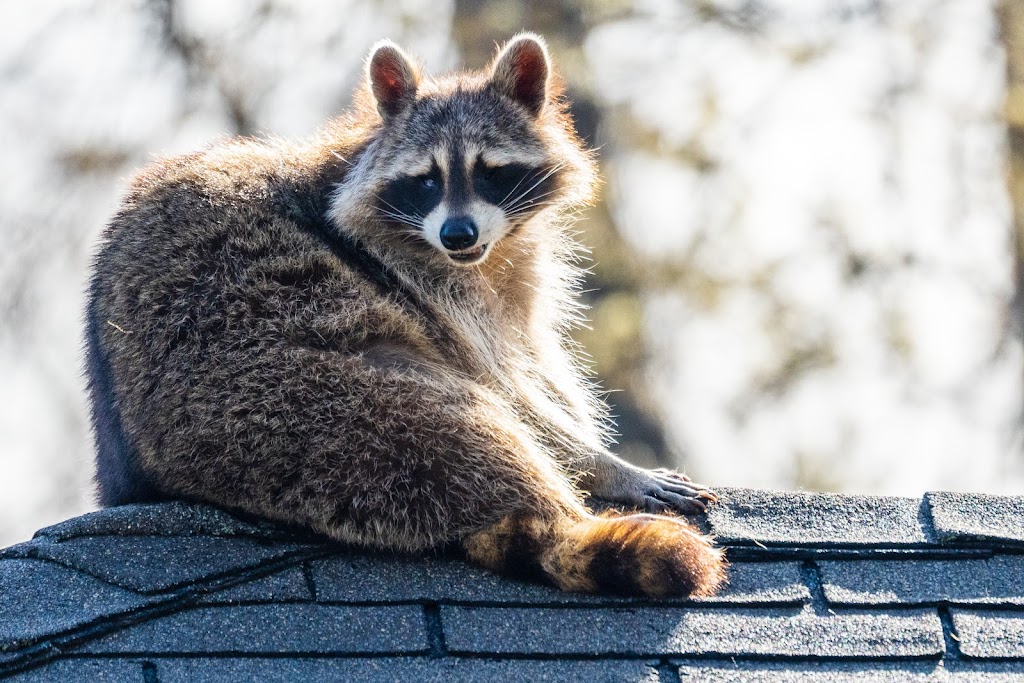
[117,137,340,223]
[100,135,358,270]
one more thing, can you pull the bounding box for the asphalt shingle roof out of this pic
[1,488,1022,681]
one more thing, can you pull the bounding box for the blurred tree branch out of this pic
[1000,0,1024,338]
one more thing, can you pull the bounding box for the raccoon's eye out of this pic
[473,162,535,207]
[481,165,519,185]
[379,172,444,222]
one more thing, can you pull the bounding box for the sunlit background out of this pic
[3,0,1024,546]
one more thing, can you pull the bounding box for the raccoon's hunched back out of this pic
[463,510,726,598]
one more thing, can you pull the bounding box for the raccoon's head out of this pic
[330,34,595,266]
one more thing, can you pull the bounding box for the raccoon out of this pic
[85,34,726,597]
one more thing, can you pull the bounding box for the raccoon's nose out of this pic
[439,217,479,251]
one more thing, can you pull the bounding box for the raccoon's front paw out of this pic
[590,461,716,515]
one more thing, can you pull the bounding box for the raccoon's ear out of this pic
[367,40,420,122]
[489,33,550,117]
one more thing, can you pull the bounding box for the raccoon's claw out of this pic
[592,461,717,516]
[642,491,706,515]
[649,469,717,504]
[639,478,715,515]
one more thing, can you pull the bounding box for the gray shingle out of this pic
[312,552,807,605]
[941,662,1024,679]
[155,656,660,683]
[927,492,1024,547]
[6,658,144,682]
[951,609,1024,658]
[440,605,945,657]
[33,502,299,541]
[674,661,1024,681]
[716,562,811,603]
[675,662,939,681]
[22,536,312,593]
[708,488,929,546]
[0,559,147,651]
[73,604,427,655]
[0,541,40,562]
[819,556,1024,606]
[195,566,312,604]
[311,552,525,604]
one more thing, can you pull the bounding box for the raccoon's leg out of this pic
[130,347,587,552]
[507,372,715,515]
[539,428,715,514]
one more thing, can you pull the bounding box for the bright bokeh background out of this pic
[2,0,1023,546]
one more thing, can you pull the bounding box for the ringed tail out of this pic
[463,511,726,598]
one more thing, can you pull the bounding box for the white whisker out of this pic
[500,162,566,213]
[497,168,535,208]
[373,193,425,229]
[505,188,562,214]
[505,201,558,218]
[376,210,423,228]
[375,194,423,219]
